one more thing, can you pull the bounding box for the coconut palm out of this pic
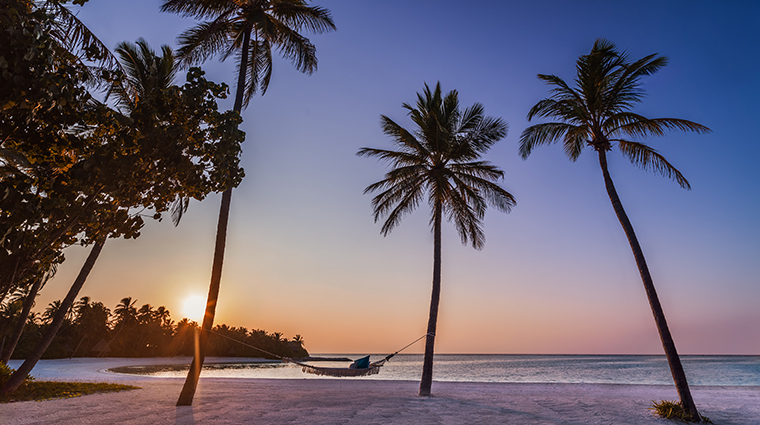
[113,297,138,328]
[519,39,711,421]
[160,0,336,405]
[108,38,178,112]
[358,83,515,396]
[107,38,192,225]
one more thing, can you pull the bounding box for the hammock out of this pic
[292,356,387,377]
[210,330,430,378]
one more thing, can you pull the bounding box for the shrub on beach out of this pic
[650,400,711,423]
[1,363,138,403]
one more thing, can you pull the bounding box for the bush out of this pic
[650,400,710,423]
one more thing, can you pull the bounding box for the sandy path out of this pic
[2,358,758,424]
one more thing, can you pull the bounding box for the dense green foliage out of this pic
[1,0,245,296]
[0,295,308,359]
[0,363,139,403]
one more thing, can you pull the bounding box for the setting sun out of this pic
[182,294,207,323]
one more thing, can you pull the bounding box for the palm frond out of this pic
[356,148,424,169]
[617,140,691,189]
[375,179,425,236]
[243,38,273,104]
[451,171,515,214]
[160,0,234,19]
[379,116,429,156]
[441,181,485,249]
[563,125,589,161]
[40,1,125,87]
[519,122,577,159]
[270,19,318,75]
[272,1,336,34]
[176,18,235,66]
[170,196,190,226]
[610,115,711,139]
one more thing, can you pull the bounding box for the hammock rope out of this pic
[207,329,432,377]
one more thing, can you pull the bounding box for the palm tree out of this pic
[160,0,336,406]
[107,38,193,224]
[113,297,138,328]
[108,38,178,112]
[358,83,515,396]
[519,39,711,421]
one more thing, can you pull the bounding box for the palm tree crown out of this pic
[108,38,178,110]
[358,82,515,248]
[161,0,336,107]
[519,38,710,187]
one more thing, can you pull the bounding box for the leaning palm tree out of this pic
[358,83,515,396]
[519,39,710,421]
[161,0,335,406]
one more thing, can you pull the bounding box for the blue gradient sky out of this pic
[40,0,760,354]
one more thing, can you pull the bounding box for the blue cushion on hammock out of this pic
[352,355,370,369]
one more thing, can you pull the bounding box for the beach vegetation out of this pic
[0,362,138,403]
[651,400,711,423]
[520,38,711,421]
[358,82,515,396]
[160,0,336,406]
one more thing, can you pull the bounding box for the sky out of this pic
[37,0,760,355]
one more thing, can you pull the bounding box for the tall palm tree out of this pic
[519,39,711,421]
[358,83,515,396]
[160,0,336,406]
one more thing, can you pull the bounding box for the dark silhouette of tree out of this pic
[1,5,243,393]
[519,39,711,421]
[161,0,336,406]
[1,295,306,360]
[358,83,515,396]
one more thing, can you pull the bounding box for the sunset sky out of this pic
[39,0,760,355]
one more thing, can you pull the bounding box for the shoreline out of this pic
[2,358,759,424]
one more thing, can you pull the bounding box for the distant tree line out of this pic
[0,294,308,360]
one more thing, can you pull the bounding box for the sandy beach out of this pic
[2,358,759,424]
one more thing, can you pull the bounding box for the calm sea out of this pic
[111,354,760,386]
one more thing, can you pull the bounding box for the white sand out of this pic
[2,358,759,424]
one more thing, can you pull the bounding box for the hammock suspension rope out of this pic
[208,329,432,377]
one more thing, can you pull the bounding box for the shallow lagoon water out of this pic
[108,354,760,386]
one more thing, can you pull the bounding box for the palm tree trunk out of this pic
[1,239,105,396]
[0,277,43,364]
[419,200,442,396]
[597,149,700,421]
[176,29,250,407]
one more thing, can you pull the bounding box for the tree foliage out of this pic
[358,82,515,248]
[519,38,710,184]
[0,0,245,297]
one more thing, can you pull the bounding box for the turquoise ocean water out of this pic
[112,354,760,386]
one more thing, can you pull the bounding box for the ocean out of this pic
[110,354,760,386]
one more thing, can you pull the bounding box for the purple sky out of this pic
[39,0,760,354]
